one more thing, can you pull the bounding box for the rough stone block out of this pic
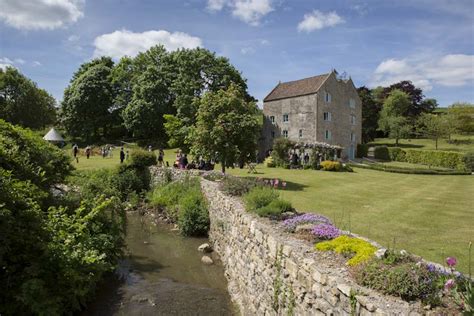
[312,270,328,285]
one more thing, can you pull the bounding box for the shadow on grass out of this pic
[280,180,309,192]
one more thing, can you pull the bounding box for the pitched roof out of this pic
[43,128,64,142]
[263,73,330,102]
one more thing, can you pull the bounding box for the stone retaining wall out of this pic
[149,168,428,315]
[200,179,425,316]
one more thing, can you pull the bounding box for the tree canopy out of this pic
[190,84,262,173]
[377,89,412,145]
[0,67,57,129]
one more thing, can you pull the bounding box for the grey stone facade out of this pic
[262,71,362,159]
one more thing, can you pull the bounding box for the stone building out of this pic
[261,70,362,159]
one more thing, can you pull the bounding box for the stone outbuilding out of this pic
[261,70,362,159]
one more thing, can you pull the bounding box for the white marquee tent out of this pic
[43,128,65,143]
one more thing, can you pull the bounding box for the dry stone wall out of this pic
[200,179,425,316]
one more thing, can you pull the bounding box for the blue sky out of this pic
[0,0,473,107]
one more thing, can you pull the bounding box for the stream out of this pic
[82,212,236,315]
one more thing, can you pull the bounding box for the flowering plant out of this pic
[282,213,332,232]
[311,223,340,240]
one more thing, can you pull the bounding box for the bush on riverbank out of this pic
[148,177,209,236]
[0,120,127,315]
[243,186,293,218]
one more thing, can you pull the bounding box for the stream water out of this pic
[83,212,236,315]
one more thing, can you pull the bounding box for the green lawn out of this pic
[370,135,474,153]
[226,165,474,273]
[69,145,474,273]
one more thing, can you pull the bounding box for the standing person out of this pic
[158,149,164,167]
[125,150,130,161]
[304,152,310,165]
[120,147,125,164]
[85,146,91,159]
[182,154,189,169]
[72,144,79,163]
[148,145,152,152]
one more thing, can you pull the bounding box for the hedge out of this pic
[374,146,390,160]
[386,147,469,171]
[348,163,471,175]
[356,144,369,158]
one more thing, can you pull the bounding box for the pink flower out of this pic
[446,257,457,267]
[444,279,455,291]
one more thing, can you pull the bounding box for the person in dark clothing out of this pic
[182,154,188,168]
[291,152,298,166]
[85,146,91,159]
[72,144,79,163]
[158,149,164,167]
[120,147,125,163]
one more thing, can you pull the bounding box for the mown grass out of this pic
[225,165,474,273]
[370,135,474,153]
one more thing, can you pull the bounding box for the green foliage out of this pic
[0,120,126,315]
[374,145,390,160]
[353,260,440,305]
[256,199,293,217]
[0,67,56,129]
[190,83,262,173]
[357,86,383,143]
[416,113,449,149]
[61,57,114,142]
[148,177,209,236]
[178,189,210,236]
[349,163,471,175]
[315,236,376,266]
[220,176,257,196]
[129,149,157,168]
[448,102,474,134]
[378,90,412,144]
[320,160,342,171]
[356,143,369,158]
[271,138,295,167]
[243,186,279,211]
[463,151,474,172]
[383,147,469,170]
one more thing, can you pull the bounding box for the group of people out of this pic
[171,150,214,171]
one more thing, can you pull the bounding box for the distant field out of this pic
[369,135,474,153]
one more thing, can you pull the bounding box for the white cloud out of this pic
[207,0,226,11]
[0,57,15,70]
[206,0,273,26]
[370,54,474,91]
[33,61,42,67]
[0,0,84,30]
[297,10,344,32]
[241,47,255,55]
[14,58,25,64]
[93,29,203,59]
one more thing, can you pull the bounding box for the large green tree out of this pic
[378,89,412,145]
[416,113,448,149]
[448,102,474,134]
[0,67,56,129]
[190,84,261,173]
[61,58,114,141]
[357,86,382,143]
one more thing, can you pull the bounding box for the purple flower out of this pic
[444,279,455,291]
[446,257,457,267]
[426,263,436,272]
[282,213,332,232]
[311,223,340,240]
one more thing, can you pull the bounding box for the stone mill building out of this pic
[261,70,362,159]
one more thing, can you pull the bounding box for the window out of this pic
[351,115,356,125]
[325,92,332,103]
[349,98,355,108]
[325,130,331,140]
[299,129,303,138]
[351,132,356,142]
[283,114,289,122]
[283,130,288,138]
[271,131,275,138]
[270,116,275,123]
[323,112,332,121]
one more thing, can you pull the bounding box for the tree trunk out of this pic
[395,137,399,146]
[221,161,225,174]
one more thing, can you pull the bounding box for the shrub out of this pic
[403,149,466,170]
[271,138,294,167]
[388,147,406,161]
[255,199,292,218]
[129,149,157,168]
[374,146,390,160]
[282,213,332,232]
[220,176,257,196]
[315,236,376,266]
[347,163,471,175]
[320,160,342,171]
[148,178,195,220]
[356,144,369,158]
[464,151,474,172]
[243,186,279,211]
[178,189,209,236]
[264,156,276,167]
[353,260,440,305]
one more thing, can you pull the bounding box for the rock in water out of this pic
[201,256,214,265]
[198,243,212,253]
